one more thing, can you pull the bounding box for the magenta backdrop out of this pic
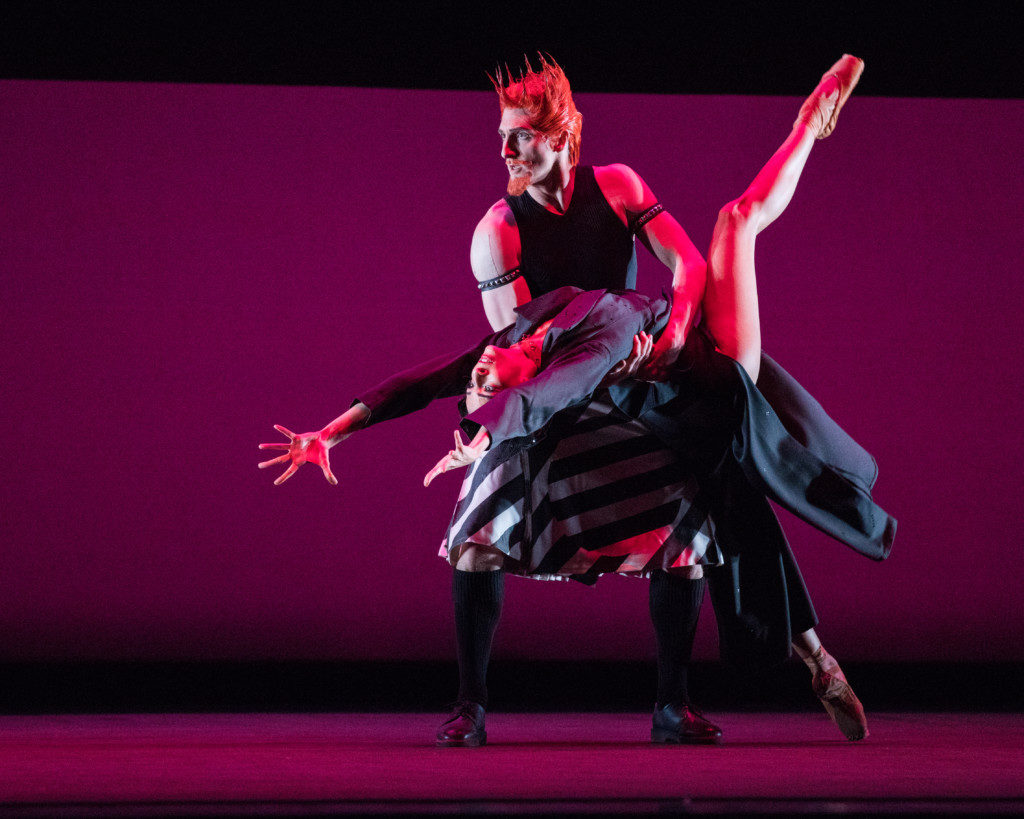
[2,81,1022,662]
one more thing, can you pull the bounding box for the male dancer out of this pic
[453,56,870,744]
[260,60,891,750]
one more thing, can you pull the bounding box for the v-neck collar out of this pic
[522,166,578,217]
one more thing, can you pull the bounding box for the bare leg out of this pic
[454,544,506,571]
[703,56,869,740]
[702,123,817,382]
[791,628,822,658]
[702,54,864,383]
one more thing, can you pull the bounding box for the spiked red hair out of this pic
[491,55,583,167]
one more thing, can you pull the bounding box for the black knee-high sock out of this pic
[453,568,504,708]
[649,571,706,706]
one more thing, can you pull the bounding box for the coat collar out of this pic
[511,287,607,349]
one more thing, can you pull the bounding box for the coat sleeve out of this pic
[355,333,504,428]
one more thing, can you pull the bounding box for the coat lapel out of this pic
[512,287,607,353]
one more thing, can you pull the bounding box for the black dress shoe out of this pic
[651,702,723,744]
[435,701,487,747]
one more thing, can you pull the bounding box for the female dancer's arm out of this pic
[260,294,657,487]
[258,403,371,485]
[258,336,499,486]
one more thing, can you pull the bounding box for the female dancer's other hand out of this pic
[424,430,490,487]
[259,425,337,486]
[602,332,654,385]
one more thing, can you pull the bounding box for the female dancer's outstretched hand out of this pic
[259,404,369,486]
[424,429,490,487]
[259,425,337,486]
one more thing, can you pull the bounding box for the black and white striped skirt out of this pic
[439,397,721,584]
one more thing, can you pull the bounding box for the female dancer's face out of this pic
[464,345,539,413]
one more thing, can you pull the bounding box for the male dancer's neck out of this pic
[526,163,576,215]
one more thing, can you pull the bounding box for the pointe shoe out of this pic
[794,54,864,139]
[805,647,869,741]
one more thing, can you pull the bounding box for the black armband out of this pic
[631,203,665,234]
[477,267,522,291]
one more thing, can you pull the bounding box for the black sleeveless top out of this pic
[504,165,637,297]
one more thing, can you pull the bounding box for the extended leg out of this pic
[702,54,863,383]
[702,56,869,740]
[702,123,814,382]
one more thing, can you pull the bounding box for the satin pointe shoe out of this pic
[805,647,869,740]
[651,702,723,744]
[813,666,869,741]
[794,54,865,139]
[435,700,487,747]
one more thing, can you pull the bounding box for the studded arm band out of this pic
[477,267,522,291]
[631,203,665,234]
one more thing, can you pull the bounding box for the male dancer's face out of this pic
[464,345,539,413]
[499,107,561,196]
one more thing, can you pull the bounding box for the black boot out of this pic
[651,702,722,744]
[436,701,487,747]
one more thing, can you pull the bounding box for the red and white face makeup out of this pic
[499,107,561,196]
[464,344,540,413]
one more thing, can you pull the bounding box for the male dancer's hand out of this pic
[640,321,686,381]
[259,426,337,485]
[602,332,654,385]
[424,429,490,487]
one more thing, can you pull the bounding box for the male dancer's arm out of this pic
[592,164,708,377]
[471,201,531,330]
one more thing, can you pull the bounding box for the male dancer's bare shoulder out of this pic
[471,199,528,329]
[591,163,659,225]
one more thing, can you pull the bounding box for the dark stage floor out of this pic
[0,712,1021,816]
